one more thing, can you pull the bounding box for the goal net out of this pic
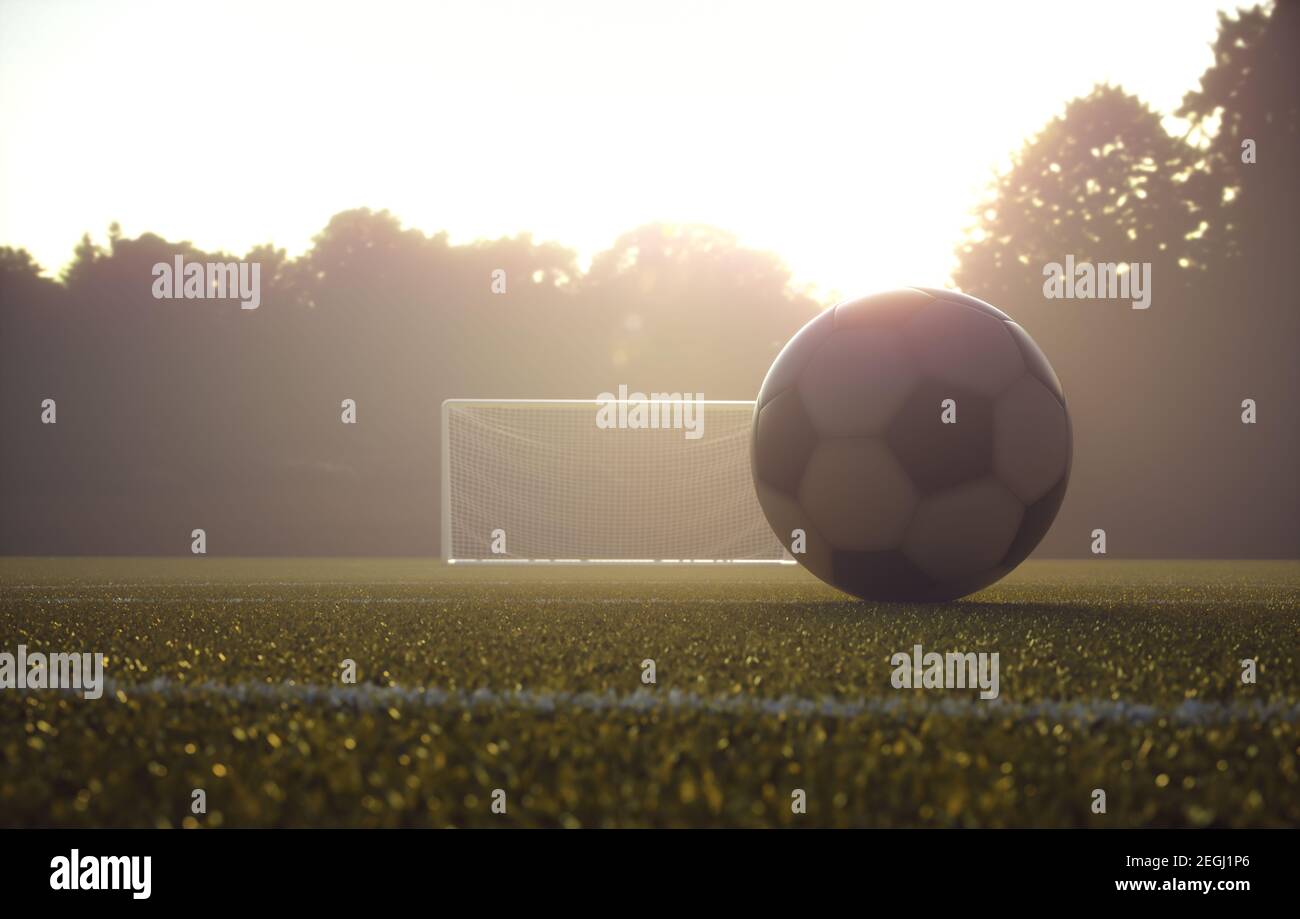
[441,399,790,563]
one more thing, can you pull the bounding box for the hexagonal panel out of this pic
[902,477,1024,582]
[834,288,933,330]
[798,326,918,437]
[1003,320,1065,403]
[993,375,1071,505]
[757,306,835,405]
[910,287,1012,321]
[753,388,817,496]
[754,480,835,583]
[886,380,993,493]
[797,439,917,552]
[904,298,1025,397]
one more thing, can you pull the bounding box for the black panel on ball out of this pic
[886,381,994,494]
[753,388,818,497]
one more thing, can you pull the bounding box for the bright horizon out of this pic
[0,0,1245,299]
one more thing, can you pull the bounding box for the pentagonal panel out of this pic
[798,326,917,437]
[834,288,933,330]
[902,477,1024,582]
[993,375,1071,504]
[830,548,937,602]
[904,298,1024,397]
[910,287,1012,321]
[885,381,993,493]
[999,473,1070,571]
[797,439,916,552]
[757,306,835,405]
[1003,320,1065,404]
[755,480,835,582]
[752,388,817,496]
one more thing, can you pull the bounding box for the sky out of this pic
[0,0,1248,299]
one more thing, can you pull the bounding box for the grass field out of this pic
[1,558,1297,828]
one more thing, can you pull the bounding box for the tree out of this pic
[952,86,1230,556]
[1175,0,1300,554]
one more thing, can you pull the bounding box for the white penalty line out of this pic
[4,596,827,606]
[97,678,1300,725]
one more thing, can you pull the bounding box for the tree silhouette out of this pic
[0,210,818,555]
[954,3,1298,557]
[1178,2,1300,268]
[1175,0,1300,554]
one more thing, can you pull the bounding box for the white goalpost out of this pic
[441,398,792,563]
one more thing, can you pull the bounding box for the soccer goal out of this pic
[441,398,791,563]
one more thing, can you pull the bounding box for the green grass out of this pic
[1,558,1297,827]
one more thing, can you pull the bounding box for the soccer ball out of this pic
[751,288,1071,602]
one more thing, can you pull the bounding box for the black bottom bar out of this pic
[2,828,1284,906]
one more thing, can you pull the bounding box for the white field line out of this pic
[3,596,827,606]
[3,593,1274,606]
[0,582,471,589]
[0,579,807,591]
[94,677,1300,726]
